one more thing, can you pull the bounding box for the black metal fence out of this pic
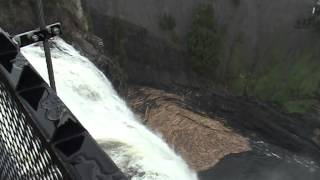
[0,28,127,180]
[0,77,65,180]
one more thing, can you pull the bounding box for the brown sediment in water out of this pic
[128,87,251,171]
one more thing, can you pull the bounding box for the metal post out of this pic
[36,0,56,91]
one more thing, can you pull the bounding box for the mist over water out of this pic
[21,38,198,180]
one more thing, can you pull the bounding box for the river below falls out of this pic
[199,139,320,180]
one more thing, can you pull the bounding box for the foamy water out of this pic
[21,38,198,180]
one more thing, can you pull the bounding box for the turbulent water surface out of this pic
[21,38,198,180]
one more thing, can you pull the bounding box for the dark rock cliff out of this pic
[83,0,320,115]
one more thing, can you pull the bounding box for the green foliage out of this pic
[187,4,222,77]
[227,33,251,95]
[158,13,180,44]
[283,100,317,114]
[227,35,320,114]
[158,13,176,31]
[251,48,320,113]
[222,29,320,114]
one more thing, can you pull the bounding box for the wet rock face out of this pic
[199,151,320,180]
[83,0,204,38]
[0,0,126,94]
[127,86,250,171]
[187,88,320,156]
[0,0,36,34]
[70,32,128,95]
[82,10,200,90]
[84,0,320,114]
[313,128,320,146]
[0,0,87,34]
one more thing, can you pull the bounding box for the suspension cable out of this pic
[36,0,56,91]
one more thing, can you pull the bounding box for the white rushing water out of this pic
[21,38,198,180]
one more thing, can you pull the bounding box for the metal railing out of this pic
[0,28,127,180]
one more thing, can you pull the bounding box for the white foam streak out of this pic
[21,38,197,180]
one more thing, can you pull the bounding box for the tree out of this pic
[187,4,221,77]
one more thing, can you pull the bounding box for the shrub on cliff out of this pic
[158,13,180,44]
[158,13,176,31]
[187,4,222,77]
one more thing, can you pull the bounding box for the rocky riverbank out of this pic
[127,86,250,171]
[127,86,320,180]
[185,88,320,161]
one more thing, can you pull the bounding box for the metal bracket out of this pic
[12,23,62,48]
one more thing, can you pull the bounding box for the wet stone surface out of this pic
[199,140,320,180]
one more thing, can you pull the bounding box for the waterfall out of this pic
[21,38,198,180]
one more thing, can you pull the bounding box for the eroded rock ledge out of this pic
[127,86,250,171]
